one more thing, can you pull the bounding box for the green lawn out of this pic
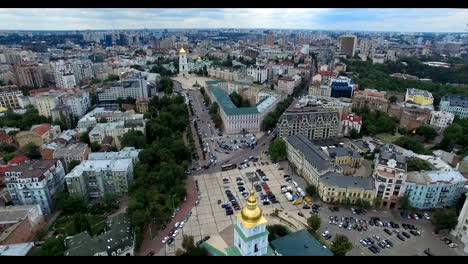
[375,133,401,144]
[53,215,106,237]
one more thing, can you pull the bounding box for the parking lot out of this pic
[317,207,468,256]
[160,162,313,255]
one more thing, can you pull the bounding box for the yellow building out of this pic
[318,172,375,204]
[405,88,434,106]
[324,147,363,167]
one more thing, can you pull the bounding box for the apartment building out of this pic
[5,159,66,214]
[277,77,296,95]
[0,85,23,109]
[404,169,466,210]
[65,158,134,200]
[51,143,91,165]
[373,144,407,209]
[430,111,455,131]
[32,89,64,117]
[247,65,268,84]
[12,63,44,88]
[51,60,76,89]
[97,79,149,103]
[88,147,141,165]
[88,119,145,149]
[208,66,247,82]
[340,113,362,137]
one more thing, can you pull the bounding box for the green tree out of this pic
[55,192,88,215]
[389,95,398,103]
[161,76,173,94]
[182,235,195,251]
[90,141,101,152]
[209,102,219,115]
[106,74,120,82]
[415,125,438,141]
[67,160,81,172]
[305,185,317,198]
[32,236,66,256]
[98,117,107,123]
[130,64,144,71]
[0,143,16,153]
[116,97,125,107]
[350,129,360,139]
[268,138,287,161]
[80,132,90,144]
[266,224,291,241]
[121,130,147,149]
[182,247,210,256]
[395,136,430,155]
[373,197,382,208]
[21,143,41,159]
[431,208,458,232]
[103,192,119,211]
[398,194,413,211]
[330,234,353,256]
[307,215,321,234]
[2,152,16,163]
[73,213,92,236]
[407,157,432,171]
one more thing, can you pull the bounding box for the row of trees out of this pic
[209,102,222,129]
[128,94,191,249]
[262,97,294,131]
[437,117,468,157]
[307,214,352,256]
[0,108,51,130]
[268,138,287,161]
[395,136,432,155]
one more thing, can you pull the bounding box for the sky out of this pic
[0,8,466,32]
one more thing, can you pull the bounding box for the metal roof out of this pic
[320,172,375,190]
[270,229,333,256]
[286,135,332,172]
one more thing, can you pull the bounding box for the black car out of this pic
[396,234,405,241]
[384,239,393,247]
[410,230,420,236]
[402,232,411,239]
[303,204,311,209]
[384,228,393,235]
[167,237,174,245]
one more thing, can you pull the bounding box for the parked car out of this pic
[396,234,405,241]
[384,229,393,235]
[162,236,170,244]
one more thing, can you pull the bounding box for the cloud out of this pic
[0,8,464,32]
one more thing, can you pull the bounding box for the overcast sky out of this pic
[0,8,466,32]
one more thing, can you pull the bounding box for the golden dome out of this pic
[240,190,262,223]
[179,47,186,54]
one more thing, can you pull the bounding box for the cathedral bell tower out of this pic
[234,190,269,256]
[179,47,189,76]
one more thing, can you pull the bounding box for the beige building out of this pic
[352,89,390,113]
[208,66,248,82]
[12,63,44,88]
[14,131,42,148]
[339,35,357,58]
[32,90,65,118]
[277,77,296,95]
[318,172,375,204]
[324,146,363,167]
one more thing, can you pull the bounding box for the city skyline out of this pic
[0,8,467,32]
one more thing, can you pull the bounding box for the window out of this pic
[254,244,258,253]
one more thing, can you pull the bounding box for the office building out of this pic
[5,159,66,215]
[97,79,149,103]
[88,119,145,149]
[12,63,44,88]
[278,106,340,140]
[65,158,134,200]
[72,60,94,84]
[277,77,296,95]
[373,144,407,209]
[330,77,354,98]
[405,170,466,209]
[440,95,468,119]
[339,35,357,58]
[207,84,279,134]
[430,111,455,131]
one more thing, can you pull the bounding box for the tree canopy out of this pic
[120,130,147,149]
[407,157,432,171]
[21,143,41,159]
[307,215,321,234]
[268,138,287,161]
[395,136,432,155]
[0,108,51,131]
[353,107,398,136]
[415,125,438,141]
[229,92,251,107]
[431,208,458,232]
[262,97,293,131]
[330,234,353,256]
[266,224,291,241]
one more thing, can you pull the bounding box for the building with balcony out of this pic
[439,94,468,119]
[0,85,24,109]
[4,159,66,215]
[405,170,466,210]
[430,111,455,131]
[373,144,407,209]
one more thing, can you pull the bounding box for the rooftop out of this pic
[286,135,333,172]
[320,172,375,190]
[0,242,34,256]
[31,123,50,136]
[406,88,433,98]
[270,229,334,256]
[6,159,59,180]
[441,94,468,108]
[88,147,141,161]
[66,159,132,179]
[407,169,466,185]
[0,205,39,223]
[208,86,259,116]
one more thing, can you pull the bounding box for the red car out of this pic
[168,228,175,236]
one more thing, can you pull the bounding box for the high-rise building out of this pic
[0,85,24,109]
[50,60,76,88]
[339,35,357,58]
[439,95,468,119]
[266,34,275,46]
[32,90,64,117]
[12,63,44,88]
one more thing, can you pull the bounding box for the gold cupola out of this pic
[237,190,267,228]
[179,47,186,54]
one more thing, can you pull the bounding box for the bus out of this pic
[221,163,237,171]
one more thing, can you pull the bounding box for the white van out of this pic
[285,192,293,201]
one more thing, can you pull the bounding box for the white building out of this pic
[77,107,144,131]
[247,65,268,84]
[51,60,77,89]
[451,191,468,254]
[340,113,362,136]
[60,89,91,117]
[430,111,454,131]
[88,147,141,165]
[97,78,149,103]
[32,90,64,118]
[72,60,94,84]
[88,119,145,148]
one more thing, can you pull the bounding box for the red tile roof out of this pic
[0,131,12,142]
[30,87,61,95]
[31,123,50,136]
[318,71,336,77]
[342,113,362,123]
[9,155,26,165]
[121,104,135,111]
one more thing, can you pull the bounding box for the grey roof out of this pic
[320,172,375,190]
[0,242,34,256]
[286,135,332,171]
[442,94,468,108]
[0,205,38,223]
[270,229,334,256]
[327,147,354,158]
[280,107,339,122]
[65,213,132,256]
[378,144,406,169]
[54,143,89,158]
